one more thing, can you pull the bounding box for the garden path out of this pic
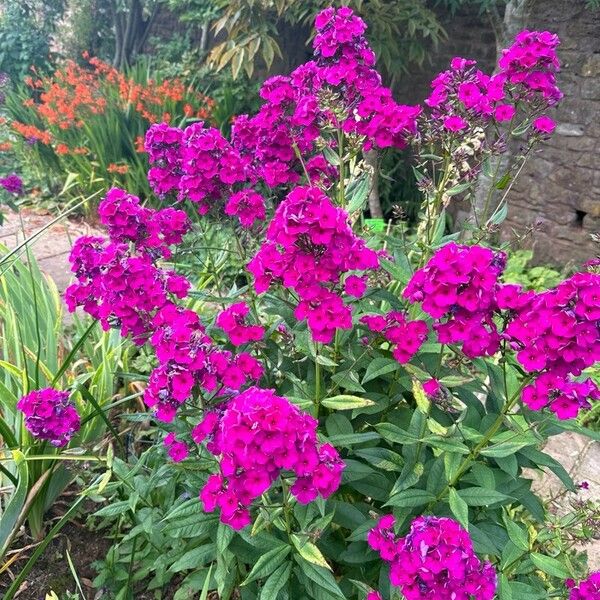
[0,208,598,569]
[0,208,103,294]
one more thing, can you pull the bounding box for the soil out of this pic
[0,501,182,600]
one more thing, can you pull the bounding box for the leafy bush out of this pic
[6,7,600,600]
[0,1,64,81]
[503,249,563,291]
[3,56,214,208]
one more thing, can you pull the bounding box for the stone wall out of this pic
[392,1,600,266]
[504,0,600,265]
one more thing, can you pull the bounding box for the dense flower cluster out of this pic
[498,30,562,106]
[567,572,600,600]
[225,7,420,190]
[65,236,189,343]
[426,29,561,138]
[17,388,80,447]
[503,271,600,419]
[361,311,428,364]
[224,189,266,228]
[0,173,23,195]
[216,302,265,346]
[248,186,379,342]
[196,387,344,529]
[145,303,263,422]
[98,187,189,257]
[144,123,184,197]
[368,515,497,600]
[406,243,600,419]
[404,243,506,358]
[179,123,250,213]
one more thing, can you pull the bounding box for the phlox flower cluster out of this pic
[503,271,600,419]
[144,123,184,196]
[227,7,420,189]
[146,303,263,422]
[248,186,379,342]
[98,187,189,258]
[403,243,506,358]
[65,236,189,343]
[145,121,264,226]
[406,243,600,419]
[216,302,265,346]
[0,173,23,195]
[498,30,562,106]
[164,431,189,462]
[179,122,250,213]
[195,386,344,529]
[67,189,192,343]
[360,311,428,364]
[224,190,266,228]
[368,515,497,600]
[567,572,600,600]
[17,388,80,447]
[426,29,561,138]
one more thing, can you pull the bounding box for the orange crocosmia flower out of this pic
[12,121,52,144]
[134,136,145,153]
[184,104,193,117]
[0,117,6,125]
[107,163,129,174]
[55,143,70,155]
[0,142,12,151]
[162,112,171,123]
[73,146,88,155]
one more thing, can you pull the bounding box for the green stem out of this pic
[315,345,322,418]
[429,382,528,508]
[338,129,345,208]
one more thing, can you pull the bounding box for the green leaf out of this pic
[259,561,291,599]
[498,573,513,600]
[291,535,331,570]
[503,516,528,551]
[362,357,398,384]
[423,435,469,454]
[321,395,375,410]
[331,370,365,393]
[346,174,370,214]
[375,423,419,445]
[518,447,575,491]
[530,553,571,578]
[448,488,469,529]
[293,555,344,598]
[243,545,291,585]
[412,379,431,413]
[385,488,435,508]
[481,441,534,458]
[328,432,380,447]
[170,544,216,572]
[457,487,513,507]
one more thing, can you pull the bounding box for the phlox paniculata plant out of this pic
[51,6,600,600]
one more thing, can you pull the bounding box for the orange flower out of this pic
[0,142,12,152]
[134,136,145,153]
[73,146,88,155]
[55,143,70,155]
[12,121,52,144]
[107,163,129,174]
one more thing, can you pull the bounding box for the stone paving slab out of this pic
[0,208,104,294]
[533,432,600,569]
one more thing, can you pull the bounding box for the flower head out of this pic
[17,388,80,446]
